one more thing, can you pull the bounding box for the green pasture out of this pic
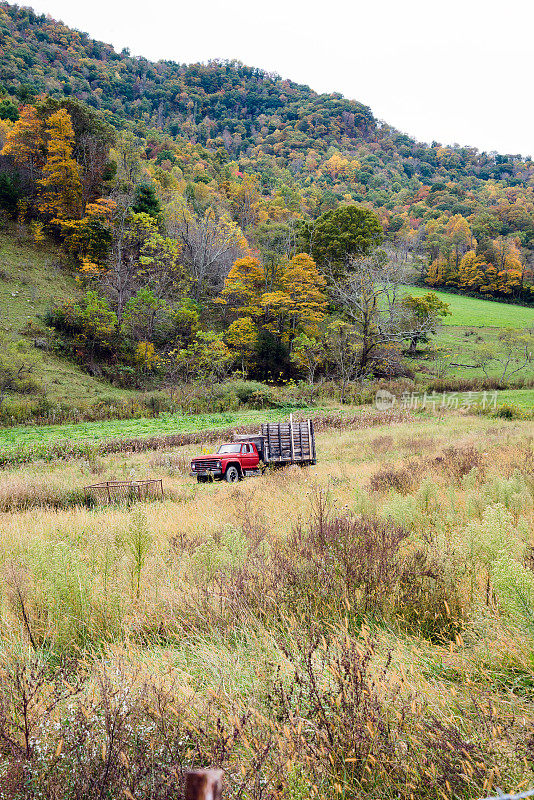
[0,406,326,457]
[402,285,534,327]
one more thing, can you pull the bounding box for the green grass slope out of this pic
[401,285,534,386]
[0,231,131,405]
[402,285,534,327]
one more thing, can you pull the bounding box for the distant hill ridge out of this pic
[0,0,531,176]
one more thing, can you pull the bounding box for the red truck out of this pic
[190,418,316,483]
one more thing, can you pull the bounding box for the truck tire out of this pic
[225,465,240,483]
[197,476,207,483]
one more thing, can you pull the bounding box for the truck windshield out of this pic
[217,444,242,454]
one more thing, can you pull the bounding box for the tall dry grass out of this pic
[0,414,532,799]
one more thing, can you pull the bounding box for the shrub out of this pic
[494,403,527,420]
[0,653,277,800]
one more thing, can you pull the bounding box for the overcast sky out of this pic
[23,0,534,158]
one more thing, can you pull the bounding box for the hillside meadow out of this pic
[401,285,534,327]
[398,286,534,383]
[0,408,533,799]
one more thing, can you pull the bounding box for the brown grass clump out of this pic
[270,629,498,800]
[369,443,485,495]
[435,444,484,484]
[369,461,423,494]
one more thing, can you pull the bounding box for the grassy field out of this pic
[0,410,533,799]
[401,285,534,384]
[402,284,534,327]
[493,388,534,410]
[1,396,531,463]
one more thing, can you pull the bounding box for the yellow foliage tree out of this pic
[134,341,160,373]
[280,252,328,336]
[458,250,484,291]
[445,214,472,268]
[220,252,327,351]
[260,253,327,346]
[39,109,82,222]
[1,105,44,188]
[220,256,265,316]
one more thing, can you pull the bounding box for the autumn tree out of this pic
[332,253,439,376]
[446,214,472,269]
[231,172,261,229]
[458,250,484,291]
[281,253,328,335]
[221,252,327,360]
[324,320,361,403]
[36,97,116,207]
[112,130,144,190]
[220,256,265,316]
[39,109,82,222]
[169,331,232,386]
[58,197,116,266]
[104,208,156,325]
[260,253,328,348]
[1,105,44,193]
[138,228,188,299]
[166,201,248,299]
[122,287,168,343]
[225,316,259,375]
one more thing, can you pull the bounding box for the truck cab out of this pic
[190,441,261,482]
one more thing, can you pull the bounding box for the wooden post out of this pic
[185,769,223,800]
[106,481,111,504]
[160,478,164,500]
[307,419,312,464]
[289,413,295,463]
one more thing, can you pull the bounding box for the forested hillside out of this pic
[0,0,533,276]
[0,1,532,423]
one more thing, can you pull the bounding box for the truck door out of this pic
[241,443,257,470]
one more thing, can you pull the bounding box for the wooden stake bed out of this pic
[259,418,316,465]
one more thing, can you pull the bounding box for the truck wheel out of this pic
[225,465,240,483]
[197,476,207,483]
